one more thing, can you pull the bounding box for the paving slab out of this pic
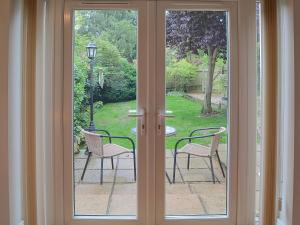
[117,158,135,169]
[115,169,136,183]
[190,183,226,215]
[75,183,113,195]
[165,183,191,194]
[166,169,183,183]
[175,157,209,169]
[113,183,137,195]
[75,169,115,184]
[75,194,110,215]
[180,168,220,183]
[165,194,205,215]
[108,194,137,215]
[75,158,117,170]
[74,184,112,215]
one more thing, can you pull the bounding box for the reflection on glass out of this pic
[72,9,138,217]
[165,10,229,216]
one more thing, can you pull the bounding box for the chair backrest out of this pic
[210,127,226,155]
[81,129,104,157]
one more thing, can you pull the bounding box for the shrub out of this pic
[94,101,103,109]
[96,58,137,103]
[166,91,185,97]
[166,59,198,92]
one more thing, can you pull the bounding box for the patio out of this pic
[74,144,228,216]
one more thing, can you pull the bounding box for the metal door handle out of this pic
[128,109,145,135]
[160,110,175,118]
[128,109,144,117]
[157,110,174,135]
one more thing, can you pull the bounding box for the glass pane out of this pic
[72,9,138,217]
[164,10,229,216]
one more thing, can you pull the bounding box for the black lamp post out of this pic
[86,42,97,132]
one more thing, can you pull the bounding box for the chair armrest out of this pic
[174,134,215,153]
[100,135,135,152]
[189,127,220,137]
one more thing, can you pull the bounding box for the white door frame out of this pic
[61,1,257,225]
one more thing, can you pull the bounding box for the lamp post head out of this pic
[86,42,97,60]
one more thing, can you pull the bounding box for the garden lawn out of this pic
[93,96,227,150]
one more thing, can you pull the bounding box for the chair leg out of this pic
[100,158,104,185]
[111,157,114,170]
[81,152,92,181]
[187,154,191,170]
[172,152,177,183]
[209,157,215,184]
[133,151,136,181]
[216,151,225,178]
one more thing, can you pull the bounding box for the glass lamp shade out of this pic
[86,42,97,59]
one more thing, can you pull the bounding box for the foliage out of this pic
[166,10,228,114]
[74,11,138,106]
[94,101,103,109]
[102,20,137,62]
[166,91,185,97]
[166,11,227,59]
[75,10,137,61]
[166,59,198,92]
[95,57,137,103]
[73,35,90,135]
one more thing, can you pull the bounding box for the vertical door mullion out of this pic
[145,1,158,225]
[155,2,167,224]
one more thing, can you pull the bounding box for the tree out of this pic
[166,11,227,114]
[75,10,137,62]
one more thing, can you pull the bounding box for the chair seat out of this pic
[177,143,211,157]
[102,143,131,157]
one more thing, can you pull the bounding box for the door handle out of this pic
[160,110,175,118]
[128,109,144,117]
[157,110,174,135]
[128,109,145,135]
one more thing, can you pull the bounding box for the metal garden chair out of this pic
[172,127,226,184]
[81,129,136,184]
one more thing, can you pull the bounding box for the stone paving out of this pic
[74,145,229,216]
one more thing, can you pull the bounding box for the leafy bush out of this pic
[166,59,198,92]
[94,101,103,109]
[166,91,185,97]
[73,36,90,135]
[100,58,136,102]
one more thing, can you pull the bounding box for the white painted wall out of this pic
[8,0,24,224]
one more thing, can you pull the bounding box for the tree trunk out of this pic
[203,46,218,114]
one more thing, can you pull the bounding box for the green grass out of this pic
[93,96,227,150]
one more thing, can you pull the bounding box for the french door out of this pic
[63,1,238,225]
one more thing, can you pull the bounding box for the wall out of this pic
[0,0,11,224]
[8,0,24,224]
[1,0,24,224]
